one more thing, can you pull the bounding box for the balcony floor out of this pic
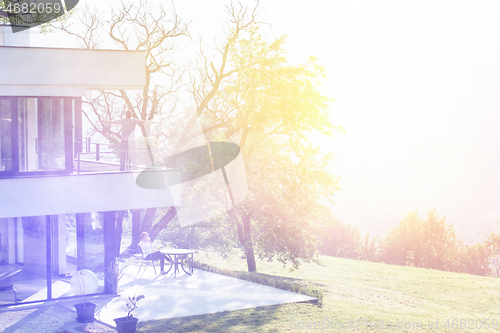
[74,159,121,173]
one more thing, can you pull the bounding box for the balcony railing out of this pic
[74,138,171,174]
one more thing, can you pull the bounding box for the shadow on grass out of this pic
[137,303,287,333]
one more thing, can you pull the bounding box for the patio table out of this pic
[160,248,194,277]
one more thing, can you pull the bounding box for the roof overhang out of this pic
[0,46,146,96]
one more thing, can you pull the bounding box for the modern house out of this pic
[0,25,180,306]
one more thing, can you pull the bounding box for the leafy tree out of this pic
[359,233,379,262]
[461,242,491,276]
[381,211,425,266]
[1,0,66,30]
[318,218,361,259]
[450,232,500,277]
[47,0,342,271]
[242,141,339,270]
[420,209,461,271]
[377,208,500,276]
[485,232,500,277]
[381,209,462,270]
[196,27,341,271]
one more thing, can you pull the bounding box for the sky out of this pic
[29,0,500,240]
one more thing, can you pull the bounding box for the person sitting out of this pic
[138,232,170,275]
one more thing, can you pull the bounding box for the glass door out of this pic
[0,216,48,306]
[17,97,70,174]
[0,96,74,177]
[18,98,66,172]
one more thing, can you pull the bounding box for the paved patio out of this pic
[0,265,316,332]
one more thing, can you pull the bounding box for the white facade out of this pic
[0,45,180,218]
[0,38,177,307]
[0,46,146,96]
[0,170,180,219]
[0,25,30,47]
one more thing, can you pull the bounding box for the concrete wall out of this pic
[0,170,180,219]
[0,25,30,47]
[0,46,146,96]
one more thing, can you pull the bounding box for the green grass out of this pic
[138,252,500,332]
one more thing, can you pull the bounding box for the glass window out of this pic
[0,214,106,306]
[38,98,65,171]
[0,99,13,172]
[0,216,48,305]
[18,98,38,172]
[17,98,67,172]
[1,97,73,175]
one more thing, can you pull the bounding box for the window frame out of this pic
[0,96,73,178]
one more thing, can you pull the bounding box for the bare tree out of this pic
[50,0,190,145]
[176,0,263,151]
[47,0,191,251]
[49,0,271,255]
[52,1,334,274]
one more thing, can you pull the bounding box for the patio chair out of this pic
[134,245,159,278]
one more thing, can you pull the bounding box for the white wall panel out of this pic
[0,170,180,218]
[0,47,145,96]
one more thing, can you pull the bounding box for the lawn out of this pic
[137,252,500,332]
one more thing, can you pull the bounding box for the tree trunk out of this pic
[141,208,157,234]
[130,209,141,250]
[241,213,257,272]
[232,209,256,273]
[149,207,177,241]
[103,211,117,294]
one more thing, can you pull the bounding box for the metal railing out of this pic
[76,151,124,174]
[75,138,118,162]
[74,138,166,174]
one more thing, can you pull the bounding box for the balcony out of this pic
[0,167,180,219]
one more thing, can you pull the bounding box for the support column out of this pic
[103,211,116,293]
[46,215,52,300]
[74,97,82,158]
[50,215,59,277]
[76,213,85,270]
[131,209,141,249]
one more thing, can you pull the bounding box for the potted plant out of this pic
[103,259,127,294]
[114,294,145,333]
[70,269,99,323]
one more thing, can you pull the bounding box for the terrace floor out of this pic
[0,264,315,332]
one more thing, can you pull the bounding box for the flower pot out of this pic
[74,302,96,323]
[114,316,139,333]
[109,283,118,294]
